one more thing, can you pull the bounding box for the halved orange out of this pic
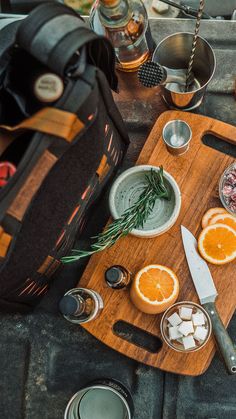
[198,224,236,265]
[201,207,228,229]
[209,213,236,231]
[130,265,179,314]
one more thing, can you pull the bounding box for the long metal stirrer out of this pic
[185,0,205,91]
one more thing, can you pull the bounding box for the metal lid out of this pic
[64,379,134,419]
[59,295,80,316]
[105,267,123,284]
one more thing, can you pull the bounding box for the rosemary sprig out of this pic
[61,167,170,263]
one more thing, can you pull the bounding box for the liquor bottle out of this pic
[90,0,154,72]
[105,265,131,289]
[59,288,103,324]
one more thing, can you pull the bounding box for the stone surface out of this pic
[0,18,236,419]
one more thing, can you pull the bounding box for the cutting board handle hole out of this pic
[113,320,163,353]
[202,134,236,158]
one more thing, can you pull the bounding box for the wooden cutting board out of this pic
[78,110,236,376]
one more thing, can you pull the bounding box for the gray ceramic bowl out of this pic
[109,165,181,238]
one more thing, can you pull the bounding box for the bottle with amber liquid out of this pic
[90,0,154,72]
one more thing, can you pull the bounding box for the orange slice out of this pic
[209,213,236,231]
[198,224,236,265]
[130,265,179,314]
[201,207,228,229]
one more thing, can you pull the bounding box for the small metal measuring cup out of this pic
[162,120,192,156]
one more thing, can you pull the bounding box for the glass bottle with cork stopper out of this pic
[59,288,103,324]
[90,0,153,72]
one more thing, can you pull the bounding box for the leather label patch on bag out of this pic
[33,73,64,103]
[8,150,57,222]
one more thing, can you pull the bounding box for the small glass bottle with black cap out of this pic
[59,288,103,324]
[105,265,131,289]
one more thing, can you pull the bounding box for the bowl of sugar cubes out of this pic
[160,301,212,352]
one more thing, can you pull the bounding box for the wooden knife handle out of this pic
[203,302,236,375]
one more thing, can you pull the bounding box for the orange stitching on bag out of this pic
[111,147,116,158]
[107,133,113,151]
[56,230,65,247]
[88,114,94,121]
[113,150,118,162]
[37,284,48,296]
[26,282,37,295]
[81,185,90,200]
[68,205,80,225]
[31,286,41,296]
[105,124,109,134]
[78,218,86,233]
[115,152,120,165]
[19,281,35,296]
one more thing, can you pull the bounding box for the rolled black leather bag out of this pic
[0,2,129,312]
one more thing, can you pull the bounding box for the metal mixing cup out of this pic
[162,120,192,156]
[153,32,216,110]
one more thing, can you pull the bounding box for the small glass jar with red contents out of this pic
[219,162,236,215]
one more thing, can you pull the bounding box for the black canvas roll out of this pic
[0,3,129,312]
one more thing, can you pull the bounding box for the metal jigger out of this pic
[162,120,192,156]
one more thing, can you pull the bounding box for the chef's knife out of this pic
[181,225,236,374]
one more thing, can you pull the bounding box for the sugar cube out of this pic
[169,326,183,341]
[194,326,208,342]
[178,321,194,336]
[192,312,205,326]
[182,335,196,350]
[179,307,193,320]
[167,312,182,327]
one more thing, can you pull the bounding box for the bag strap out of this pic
[16,1,80,43]
[0,107,84,143]
[16,2,118,90]
[0,106,83,163]
[0,20,22,82]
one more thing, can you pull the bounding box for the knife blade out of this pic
[181,225,217,304]
[181,225,236,375]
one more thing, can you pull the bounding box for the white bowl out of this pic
[109,165,181,238]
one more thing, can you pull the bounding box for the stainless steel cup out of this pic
[153,32,216,110]
[64,379,134,419]
[162,120,192,156]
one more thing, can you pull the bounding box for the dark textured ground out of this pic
[0,18,236,419]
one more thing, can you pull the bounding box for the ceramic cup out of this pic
[109,165,181,238]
